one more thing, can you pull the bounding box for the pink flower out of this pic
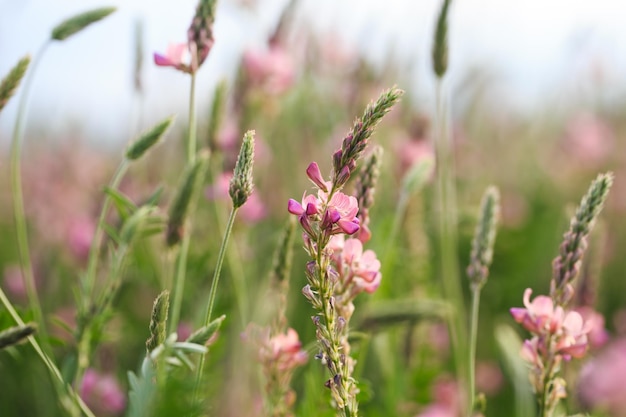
[575,306,609,349]
[80,369,126,416]
[578,338,626,416]
[154,43,192,73]
[324,192,359,235]
[556,311,589,359]
[262,328,308,372]
[67,216,95,260]
[475,361,504,396]
[242,44,294,95]
[510,288,564,334]
[341,239,381,293]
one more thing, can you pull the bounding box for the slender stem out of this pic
[203,207,238,327]
[468,286,481,415]
[0,287,96,417]
[187,73,197,163]
[192,207,238,410]
[9,41,49,338]
[168,73,198,333]
[83,160,129,301]
[169,230,190,332]
[434,79,467,400]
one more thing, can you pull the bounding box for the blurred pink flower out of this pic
[67,216,95,260]
[415,377,461,417]
[80,369,126,416]
[257,327,308,372]
[578,338,626,417]
[575,306,609,349]
[243,43,294,95]
[475,361,504,396]
[562,112,614,167]
[510,288,564,334]
[154,42,192,73]
[3,265,26,300]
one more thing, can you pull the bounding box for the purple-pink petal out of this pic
[288,199,304,215]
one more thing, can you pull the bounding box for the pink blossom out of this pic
[67,216,95,260]
[575,306,609,349]
[578,338,626,417]
[261,328,308,372]
[80,369,126,416]
[3,265,26,300]
[242,44,294,95]
[341,239,381,293]
[510,288,564,334]
[325,192,359,235]
[154,42,192,73]
[475,361,504,396]
[556,311,589,359]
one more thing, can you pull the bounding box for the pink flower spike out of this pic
[306,162,328,192]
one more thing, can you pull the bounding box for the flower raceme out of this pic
[510,288,591,360]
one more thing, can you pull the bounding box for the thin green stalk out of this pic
[188,74,197,163]
[468,287,481,415]
[9,41,50,338]
[434,79,467,399]
[169,73,199,333]
[193,207,238,409]
[0,287,95,417]
[84,160,129,300]
[169,230,191,332]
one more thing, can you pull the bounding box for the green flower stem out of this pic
[468,286,481,415]
[0,287,95,417]
[84,159,129,300]
[169,73,199,333]
[434,80,468,402]
[9,41,50,338]
[193,206,239,406]
[187,73,197,163]
[169,229,191,332]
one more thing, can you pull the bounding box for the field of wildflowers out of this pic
[2,1,626,417]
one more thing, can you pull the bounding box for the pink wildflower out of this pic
[510,288,564,334]
[324,192,360,235]
[575,306,609,349]
[154,43,192,74]
[556,311,590,359]
[258,328,308,372]
[80,369,126,416]
[242,43,294,95]
[341,239,381,293]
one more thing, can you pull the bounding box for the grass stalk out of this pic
[9,41,50,338]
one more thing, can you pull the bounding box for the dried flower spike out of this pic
[0,55,30,114]
[229,130,255,209]
[126,116,174,160]
[332,87,403,189]
[146,290,170,353]
[432,0,452,78]
[467,186,500,289]
[551,172,613,305]
[51,7,116,41]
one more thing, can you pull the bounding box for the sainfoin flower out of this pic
[510,288,564,334]
[154,42,192,73]
[334,238,381,294]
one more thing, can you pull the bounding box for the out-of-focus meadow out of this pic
[2,1,626,417]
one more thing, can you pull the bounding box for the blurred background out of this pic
[2,0,626,416]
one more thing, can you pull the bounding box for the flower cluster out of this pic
[246,326,308,417]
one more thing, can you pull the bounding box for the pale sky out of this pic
[2,0,626,144]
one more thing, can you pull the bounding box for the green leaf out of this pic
[51,7,116,41]
[104,186,137,221]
